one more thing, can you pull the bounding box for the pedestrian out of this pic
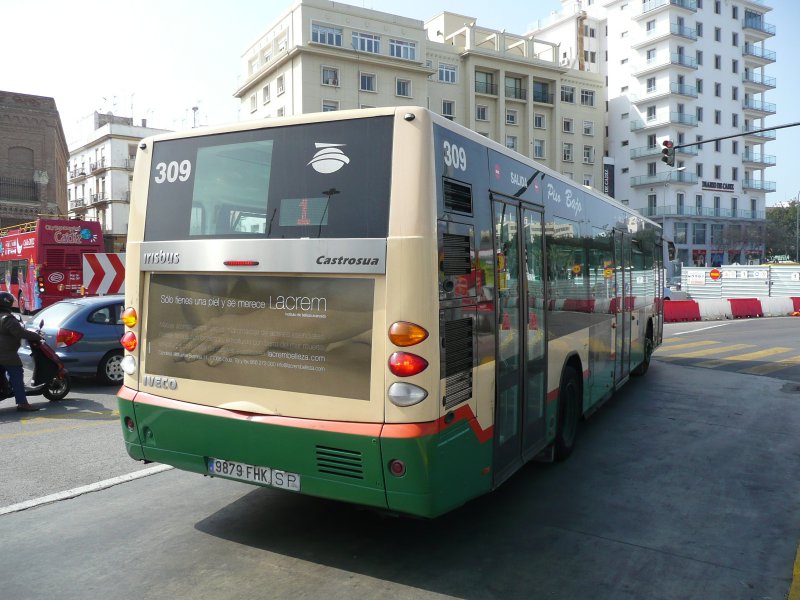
[0,292,44,412]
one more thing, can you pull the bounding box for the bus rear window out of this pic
[144,117,393,241]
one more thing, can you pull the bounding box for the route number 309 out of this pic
[443,141,467,171]
[154,160,192,184]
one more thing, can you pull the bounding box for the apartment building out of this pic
[234,0,606,188]
[67,112,170,252]
[530,0,775,268]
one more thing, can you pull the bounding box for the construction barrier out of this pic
[728,298,763,319]
[663,300,701,323]
[666,296,800,322]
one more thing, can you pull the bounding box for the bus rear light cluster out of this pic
[120,331,138,352]
[388,352,428,377]
[120,307,139,375]
[56,328,83,348]
[388,321,428,347]
[387,382,428,407]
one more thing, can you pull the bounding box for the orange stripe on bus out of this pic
[126,390,493,443]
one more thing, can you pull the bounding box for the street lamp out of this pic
[662,166,686,217]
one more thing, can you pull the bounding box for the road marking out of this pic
[740,354,800,375]
[20,410,119,424]
[696,347,794,369]
[669,323,731,336]
[0,420,113,440]
[0,464,173,516]
[657,340,720,351]
[790,543,800,600]
[659,344,754,360]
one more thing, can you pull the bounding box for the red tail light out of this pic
[388,352,428,377]
[120,332,138,351]
[56,328,83,348]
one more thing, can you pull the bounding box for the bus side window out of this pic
[10,266,18,285]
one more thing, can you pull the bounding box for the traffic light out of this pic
[661,139,675,167]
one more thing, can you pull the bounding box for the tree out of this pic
[765,200,799,260]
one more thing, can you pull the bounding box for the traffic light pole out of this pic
[670,121,800,151]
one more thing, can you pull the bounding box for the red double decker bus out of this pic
[0,218,105,314]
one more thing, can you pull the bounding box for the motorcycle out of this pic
[0,317,70,403]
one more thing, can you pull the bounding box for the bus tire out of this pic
[632,324,654,377]
[554,366,581,461]
[98,350,124,385]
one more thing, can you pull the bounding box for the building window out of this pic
[312,23,342,46]
[714,54,721,69]
[476,105,488,121]
[714,82,721,97]
[534,113,546,129]
[563,118,574,133]
[583,120,594,136]
[732,86,738,101]
[360,72,376,92]
[732,32,738,47]
[714,140,721,152]
[732,113,738,127]
[322,100,339,112]
[476,71,495,94]
[389,39,416,60]
[506,109,518,125]
[714,165,722,179]
[561,85,575,103]
[696,78,703,94]
[584,24,596,37]
[250,94,257,113]
[322,66,339,86]
[533,139,546,159]
[714,110,721,125]
[563,143,574,162]
[732,59,738,74]
[277,107,285,117]
[439,63,457,84]
[696,106,703,122]
[732,167,738,181]
[262,84,270,104]
[732,6,738,19]
[714,27,721,42]
[277,75,285,95]
[647,77,656,93]
[442,100,455,120]
[696,22,703,37]
[583,174,593,187]
[696,50,703,66]
[732,140,738,154]
[352,31,380,53]
[646,106,656,121]
[506,135,517,151]
[646,19,656,32]
[696,163,703,178]
[711,223,723,244]
[396,78,412,98]
[693,223,707,245]
[675,223,687,244]
[714,0,720,14]
[583,145,595,164]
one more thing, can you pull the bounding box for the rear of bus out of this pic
[118,107,490,518]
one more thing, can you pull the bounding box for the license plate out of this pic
[207,458,301,491]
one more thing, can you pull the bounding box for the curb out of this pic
[664,296,800,323]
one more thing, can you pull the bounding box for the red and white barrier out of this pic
[664,297,800,323]
[83,253,125,295]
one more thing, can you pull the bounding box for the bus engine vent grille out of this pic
[315,446,364,480]
[443,317,473,408]
[443,178,473,215]
[442,233,471,276]
[46,248,67,268]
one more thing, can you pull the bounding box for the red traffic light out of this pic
[662,140,674,149]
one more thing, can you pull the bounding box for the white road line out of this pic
[671,323,731,336]
[0,464,173,516]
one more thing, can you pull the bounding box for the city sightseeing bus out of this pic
[0,217,104,313]
[117,107,663,518]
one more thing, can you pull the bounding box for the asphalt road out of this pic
[0,318,799,599]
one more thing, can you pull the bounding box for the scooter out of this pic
[0,317,70,403]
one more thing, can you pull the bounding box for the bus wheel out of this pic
[18,293,28,316]
[632,327,654,377]
[554,366,581,461]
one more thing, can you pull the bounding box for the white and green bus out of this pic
[117,107,663,518]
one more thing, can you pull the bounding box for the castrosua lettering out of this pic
[316,255,380,266]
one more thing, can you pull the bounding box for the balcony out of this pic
[90,158,107,173]
[70,198,86,209]
[743,44,776,64]
[89,192,108,205]
[743,98,776,115]
[742,151,776,167]
[742,179,776,192]
[630,171,698,187]
[670,22,697,41]
[475,81,498,95]
[630,146,661,160]
[743,17,776,39]
[638,205,765,219]
[670,111,697,127]
[505,86,527,101]
[637,0,697,17]
[69,169,87,181]
[671,81,698,97]
[671,52,698,69]
[742,72,776,90]
[742,125,776,140]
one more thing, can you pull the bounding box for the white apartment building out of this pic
[234,0,606,188]
[530,0,775,268]
[67,112,170,252]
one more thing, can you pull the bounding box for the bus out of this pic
[117,107,664,518]
[0,217,105,314]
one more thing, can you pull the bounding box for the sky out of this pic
[2,0,798,206]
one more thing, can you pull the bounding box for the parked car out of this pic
[663,276,688,301]
[19,295,124,385]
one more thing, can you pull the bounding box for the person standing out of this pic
[0,292,44,412]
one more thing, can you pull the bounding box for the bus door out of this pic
[492,198,547,481]
[613,230,633,384]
